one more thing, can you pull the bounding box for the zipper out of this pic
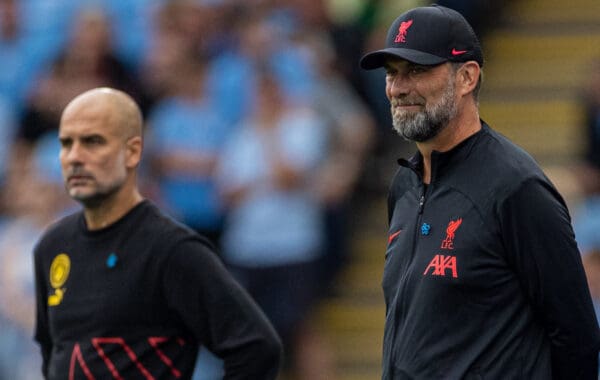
[388,155,435,373]
[388,182,427,374]
[387,159,430,374]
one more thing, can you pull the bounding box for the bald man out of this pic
[33,88,282,379]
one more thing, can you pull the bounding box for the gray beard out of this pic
[391,77,458,142]
[70,183,121,210]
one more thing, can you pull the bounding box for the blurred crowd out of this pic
[0,0,543,379]
[574,57,600,344]
[0,0,380,378]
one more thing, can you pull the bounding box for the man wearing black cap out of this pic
[360,5,600,379]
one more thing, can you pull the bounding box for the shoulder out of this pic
[479,127,540,170]
[465,126,550,194]
[135,201,194,238]
[430,125,561,218]
[35,212,81,253]
[136,201,218,254]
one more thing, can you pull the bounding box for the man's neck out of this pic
[416,108,481,184]
[83,190,144,231]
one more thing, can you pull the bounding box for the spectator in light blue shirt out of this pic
[216,68,328,376]
[145,45,233,246]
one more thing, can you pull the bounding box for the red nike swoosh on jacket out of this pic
[388,230,402,244]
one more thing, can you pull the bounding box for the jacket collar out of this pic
[397,120,489,181]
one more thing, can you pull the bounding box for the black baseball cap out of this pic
[360,5,483,70]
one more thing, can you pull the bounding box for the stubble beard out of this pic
[391,76,458,142]
[65,166,127,210]
[69,181,123,209]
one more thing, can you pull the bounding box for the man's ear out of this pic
[126,136,143,169]
[457,61,481,96]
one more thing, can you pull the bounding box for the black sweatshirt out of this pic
[34,200,282,379]
[383,123,600,379]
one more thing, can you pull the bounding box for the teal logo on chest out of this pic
[106,253,118,268]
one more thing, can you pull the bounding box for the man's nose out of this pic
[62,143,84,164]
[387,74,411,98]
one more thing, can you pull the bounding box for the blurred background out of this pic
[0,0,598,379]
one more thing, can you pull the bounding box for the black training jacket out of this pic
[383,123,600,379]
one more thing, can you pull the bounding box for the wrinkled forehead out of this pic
[60,89,142,141]
[59,98,123,138]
